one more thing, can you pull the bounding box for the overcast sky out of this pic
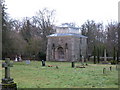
[5,0,119,26]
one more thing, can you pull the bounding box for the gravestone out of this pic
[26,60,30,64]
[103,68,106,74]
[1,58,17,90]
[18,55,22,62]
[82,56,84,63]
[71,62,75,68]
[42,60,45,66]
[110,66,112,71]
[14,55,18,62]
[81,56,84,65]
[17,55,22,62]
[56,66,59,69]
[85,63,88,66]
[76,66,85,68]
[116,65,118,70]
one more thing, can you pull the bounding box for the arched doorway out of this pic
[57,47,64,60]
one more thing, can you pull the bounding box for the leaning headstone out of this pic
[26,60,30,64]
[1,58,17,90]
[42,60,45,66]
[71,62,75,68]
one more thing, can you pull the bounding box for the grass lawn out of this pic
[1,60,119,88]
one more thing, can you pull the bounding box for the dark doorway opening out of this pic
[57,47,64,60]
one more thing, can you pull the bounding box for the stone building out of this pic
[46,23,87,62]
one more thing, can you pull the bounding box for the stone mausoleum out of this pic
[46,23,87,62]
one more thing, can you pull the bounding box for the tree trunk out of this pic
[113,47,116,61]
[118,23,120,63]
[97,47,100,63]
[93,46,96,64]
[117,51,119,64]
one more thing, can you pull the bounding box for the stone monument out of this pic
[1,58,17,90]
[41,60,45,66]
[14,55,18,62]
[104,49,107,61]
[71,62,75,68]
[26,60,30,64]
[46,23,87,62]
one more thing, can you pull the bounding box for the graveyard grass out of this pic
[1,60,118,88]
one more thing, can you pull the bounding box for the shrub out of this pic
[37,52,46,61]
[101,61,110,64]
[110,60,117,65]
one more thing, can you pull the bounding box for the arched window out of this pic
[57,47,64,59]
[52,43,55,59]
[52,43,55,49]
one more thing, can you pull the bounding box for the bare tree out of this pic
[106,22,118,56]
[81,20,104,56]
[32,8,56,52]
[117,23,120,63]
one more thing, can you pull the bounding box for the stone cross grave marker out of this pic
[2,58,14,84]
[42,60,45,66]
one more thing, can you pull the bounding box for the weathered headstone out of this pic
[17,55,22,62]
[14,55,18,62]
[116,65,118,70]
[103,68,106,74]
[85,63,88,66]
[71,62,75,68]
[26,60,30,64]
[110,66,112,71]
[42,60,45,66]
[1,58,17,90]
[76,66,85,68]
[19,55,22,62]
[82,56,84,63]
[56,66,59,69]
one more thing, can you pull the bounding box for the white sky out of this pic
[5,0,119,26]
